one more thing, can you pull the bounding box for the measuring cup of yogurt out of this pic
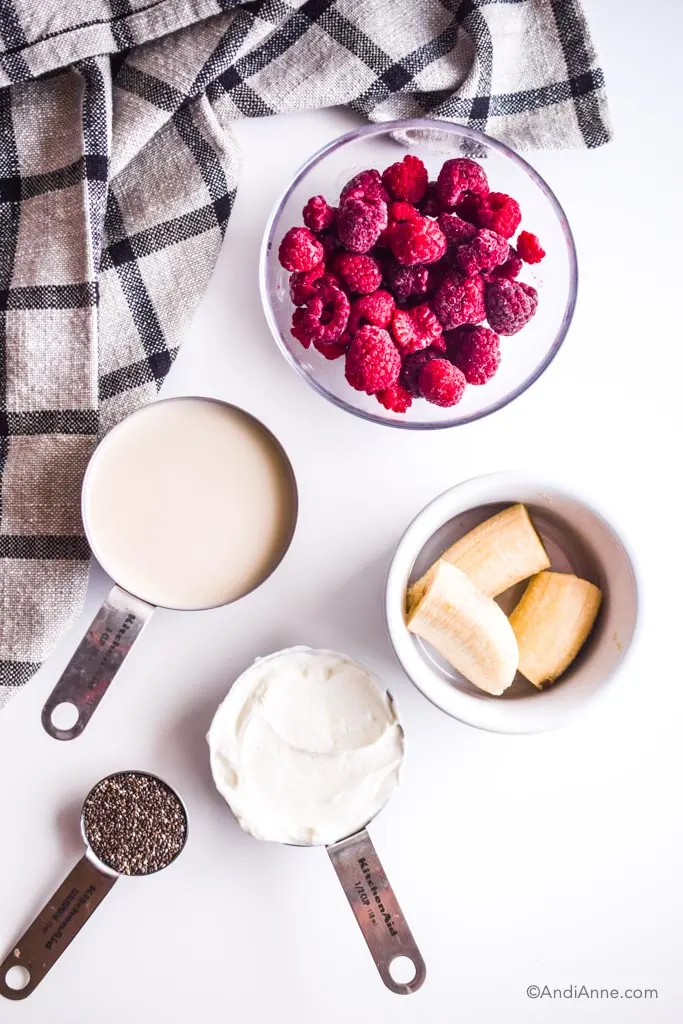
[208,647,426,995]
[42,397,298,741]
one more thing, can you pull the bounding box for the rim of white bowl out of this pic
[385,471,642,732]
[259,119,579,430]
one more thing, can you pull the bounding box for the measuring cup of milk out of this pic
[208,647,426,995]
[42,397,298,741]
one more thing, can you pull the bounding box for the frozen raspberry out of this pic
[302,195,336,233]
[457,192,521,239]
[333,252,382,294]
[388,201,421,223]
[388,215,447,266]
[438,212,478,247]
[384,262,432,303]
[340,169,389,204]
[348,290,395,333]
[455,228,509,276]
[446,325,500,384]
[289,265,324,305]
[313,337,348,360]
[432,270,486,330]
[516,231,545,264]
[391,304,442,354]
[484,247,522,281]
[418,358,466,407]
[291,282,350,347]
[382,155,428,203]
[484,278,538,335]
[436,158,489,208]
[418,181,441,216]
[377,383,413,413]
[337,196,388,254]
[345,326,400,394]
[399,347,440,396]
[278,227,324,272]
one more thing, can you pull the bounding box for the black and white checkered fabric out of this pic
[0,0,610,707]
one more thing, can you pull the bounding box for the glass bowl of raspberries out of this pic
[260,120,577,428]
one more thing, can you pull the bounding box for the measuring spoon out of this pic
[0,771,188,1000]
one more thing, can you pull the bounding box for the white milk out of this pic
[83,398,296,609]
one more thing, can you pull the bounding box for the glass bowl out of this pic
[259,120,577,430]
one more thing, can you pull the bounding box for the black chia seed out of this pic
[82,772,187,876]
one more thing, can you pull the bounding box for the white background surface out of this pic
[1,3,682,1022]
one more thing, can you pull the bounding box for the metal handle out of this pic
[327,829,426,994]
[42,584,154,740]
[0,855,117,999]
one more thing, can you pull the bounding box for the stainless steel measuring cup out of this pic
[208,648,426,995]
[0,770,188,1000]
[42,397,298,741]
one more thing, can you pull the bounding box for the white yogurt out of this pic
[208,648,404,846]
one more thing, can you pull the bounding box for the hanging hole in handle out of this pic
[389,956,417,985]
[4,966,30,991]
[50,702,79,731]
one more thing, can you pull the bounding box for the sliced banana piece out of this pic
[509,571,602,688]
[407,503,550,611]
[407,560,519,696]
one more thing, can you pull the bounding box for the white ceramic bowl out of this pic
[385,473,639,733]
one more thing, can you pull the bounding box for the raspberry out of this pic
[290,282,350,347]
[345,325,400,394]
[484,278,538,335]
[516,231,546,264]
[348,290,395,333]
[399,347,441,396]
[278,226,324,272]
[438,212,478,247]
[454,228,509,276]
[418,181,441,216]
[340,169,389,204]
[388,201,421,223]
[302,195,336,233]
[418,358,467,407]
[382,155,428,203]
[376,383,413,413]
[458,192,521,239]
[289,265,324,305]
[484,247,522,281]
[432,270,486,330]
[313,337,348,360]
[388,216,447,266]
[334,252,382,294]
[446,325,500,384]
[337,196,388,254]
[391,304,442,354]
[384,262,432,303]
[436,158,489,208]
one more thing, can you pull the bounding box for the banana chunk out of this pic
[407,560,519,696]
[509,571,602,688]
[407,503,550,611]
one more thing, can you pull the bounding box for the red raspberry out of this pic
[289,265,324,305]
[436,158,489,208]
[313,337,348,360]
[333,253,382,294]
[454,228,509,276]
[432,270,486,330]
[391,304,442,354]
[348,290,395,333]
[388,215,447,266]
[388,201,421,223]
[345,326,400,394]
[516,231,545,264]
[457,192,521,239]
[399,347,441,396]
[290,283,350,347]
[484,247,522,281]
[418,358,466,407]
[376,383,413,413]
[446,325,500,384]
[278,226,324,272]
[385,262,432,303]
[337,196,388,254]
[340,169,389,204]
[438,212,478,247]
[302,195,336,233]
[382,155,428,203]
[417,181,441,216]
[484,278,538,335]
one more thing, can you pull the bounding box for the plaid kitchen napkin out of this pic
[0,0,610,708]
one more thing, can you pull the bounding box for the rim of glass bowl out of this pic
[259,119,578,430]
